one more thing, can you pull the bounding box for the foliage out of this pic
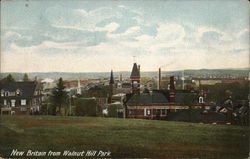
[41,98,56,115]
[201,81,249,103]
[108,104,118,117]
[50,78,68,115]
[75,98,98,116]
[3,74,15,82]
[22,73,29,81]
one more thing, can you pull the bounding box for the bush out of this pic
[75,98,98,116]
[108,104,118,117]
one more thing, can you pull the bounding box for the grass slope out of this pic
[0,116,249,159]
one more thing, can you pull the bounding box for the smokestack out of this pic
[158,68,161,90]
[119,74,122,82]
[182,70,185,90]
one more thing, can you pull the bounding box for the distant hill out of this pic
[0,68,249,80]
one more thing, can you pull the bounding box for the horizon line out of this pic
[1,67,249,74]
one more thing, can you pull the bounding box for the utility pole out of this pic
[182,70,185,90]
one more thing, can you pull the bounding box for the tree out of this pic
[50,78,68,115]
[108,104,118,117]
[75,98,98,116]
[202,81,249,103]
[23,73,29,81]
[4,74,15,82]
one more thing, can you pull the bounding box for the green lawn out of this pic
[0,115,249,159]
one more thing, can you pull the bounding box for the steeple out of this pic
[108,70,114,103]
[77,79,82,95]
[109,70,114,84]
[130,63,140,78]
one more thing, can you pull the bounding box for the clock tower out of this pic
[130,63,140,94]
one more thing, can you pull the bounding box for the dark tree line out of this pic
[201,81,249,103]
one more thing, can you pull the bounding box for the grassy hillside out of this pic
[0,116,249,159]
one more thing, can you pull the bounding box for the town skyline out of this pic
[1,0,249,73]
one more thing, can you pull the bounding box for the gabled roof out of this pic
[130,63,140,78]
[88,85,103,91]
[127,91,168,105]
[0,81,39,99]
[175,91,199,104]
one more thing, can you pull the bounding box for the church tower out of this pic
[108,70,114,103]
[77,79,82,95]
[130,63,140,94]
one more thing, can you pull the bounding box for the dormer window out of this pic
[16,89,21,96]
[5,92,9,97]
[1,90,4,97]
[199,97,204,103]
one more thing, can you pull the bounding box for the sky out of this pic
[1,0,249,72]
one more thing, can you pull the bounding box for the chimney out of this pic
[158,68,161,90]
[169,76,175,103]
[138,65,140,75]
[170,76,175,90]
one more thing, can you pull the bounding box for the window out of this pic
[4,100,7,105]
[199,97,204,103]
[129,110,132,115]
[161,109,166,115]
[147,109,151,115]
[156,109,161,115]
[133,81,138,88]
[144,108,147,116]
[21,99,26,106]
[5,92,9,97]
[11,100,16,107]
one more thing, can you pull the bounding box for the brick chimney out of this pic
[138,65,140,75]
[169,76,175,103]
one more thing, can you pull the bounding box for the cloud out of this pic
[8,41,79,54]
[49,7,122,32]
[4,31,32,41]
[1,3,249,72]
[107,26,141,39]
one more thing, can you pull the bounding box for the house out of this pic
[0,81,43,115]
[87,85,108,108]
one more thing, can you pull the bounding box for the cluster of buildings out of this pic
[111,63,210,120]
[0,63,249,124]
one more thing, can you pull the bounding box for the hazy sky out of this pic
[1,0,249,72]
